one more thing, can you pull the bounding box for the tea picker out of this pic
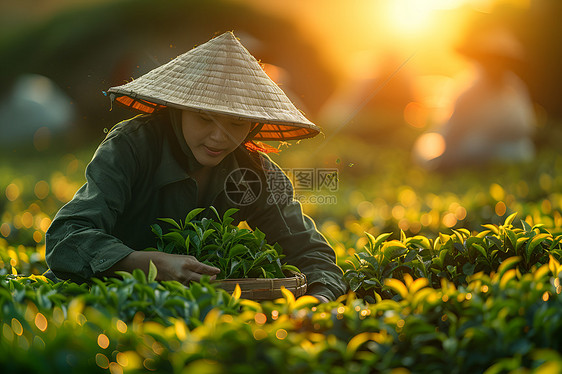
[45,32,347,302]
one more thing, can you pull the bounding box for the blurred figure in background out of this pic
[413,26,536,171]
[0,74,76,151]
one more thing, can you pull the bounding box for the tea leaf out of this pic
[516,237,529,252]
[497,257,521,279]
[229,260,243,277]
[400,230,407,243]
[384,278,408,299]
[223,208,239,221]
[229,244,247,258]
[163,242,175,254]
[280,286,296,305]
[499,269,517,288]
[158,218,181,230]
[185,207,206,224]
[346,332,376,357]
[365,232,376,254]
[148,260,157,283]
[526,234,550,260]
[472,244,488,259]
[548,255,562,276]
[232,284,241,300]
[374,233,393,250]
[202,229,215,243]
[521,220,532,232]
[165,231,185,246]
[151,224,163,238]
[293,295,320,309]
[408,277,429,294]
[452,229,465,244]
[482,224,499,235]
[506,229,517,250]
[114,271,134,280]
[210,206,221,221]
[281,264,301,274]
[132,268,147,284]
[503,212,518,227]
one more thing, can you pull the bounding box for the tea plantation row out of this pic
[2,214,562,373]
[3,139,562,372]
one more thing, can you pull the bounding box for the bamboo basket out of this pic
[213,272,307,300]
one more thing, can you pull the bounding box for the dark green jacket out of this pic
[45,111,347,300]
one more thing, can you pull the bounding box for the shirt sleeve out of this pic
[244,156,348,301]
[45,130,139,283]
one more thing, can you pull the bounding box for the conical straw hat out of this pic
[107,31,320,140]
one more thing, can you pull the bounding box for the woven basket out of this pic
[213,272,307,300]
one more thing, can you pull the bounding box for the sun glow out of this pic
[382,0,468,36]
[384,0,432,35]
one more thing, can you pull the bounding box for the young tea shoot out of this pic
[150,207,300,279]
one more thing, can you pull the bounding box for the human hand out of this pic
[107,251,220,285]
[153,253,221,284]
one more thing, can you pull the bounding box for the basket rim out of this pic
[212,273,307,300]
[211,272,306,284]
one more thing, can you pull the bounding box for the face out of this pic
[181,110,253,167]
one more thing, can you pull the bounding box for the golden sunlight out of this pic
[384,0,432,35]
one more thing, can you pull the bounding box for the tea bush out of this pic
[151,207,299,279]
[2,261,562,373]
[3,136,562,372]
[344,212,562,301]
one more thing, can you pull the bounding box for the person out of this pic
[412,26,536,171]
[45,31,347,302]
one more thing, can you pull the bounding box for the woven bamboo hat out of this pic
[107,31,320,140]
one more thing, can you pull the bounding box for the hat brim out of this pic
[109,91,320,141]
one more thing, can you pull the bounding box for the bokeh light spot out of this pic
[40,218,52,232]
[404,101,428,128]
[97,334,110,349]
[34,181,50,200]
[0,223,11,238]
[490,183,505,201]
[11,318,23,336]
[276,329,288,340]
[96,353,109,369]
[35,313,48,332]
[5,184,20,202]
[253,328,268,340]
[33,231,43,243]
[21,212,33,229]
[443,213,457,228]
[495,201,507,216]
[254,313,267,325]
[116,320,127,334]
[413,132,446,162]
[357,201,375,218]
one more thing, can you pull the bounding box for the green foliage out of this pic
[4,134,562,372]
[344,213,562,302]
[0,243,47,276]
[151,207,295,279]
[2,260,562,372]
